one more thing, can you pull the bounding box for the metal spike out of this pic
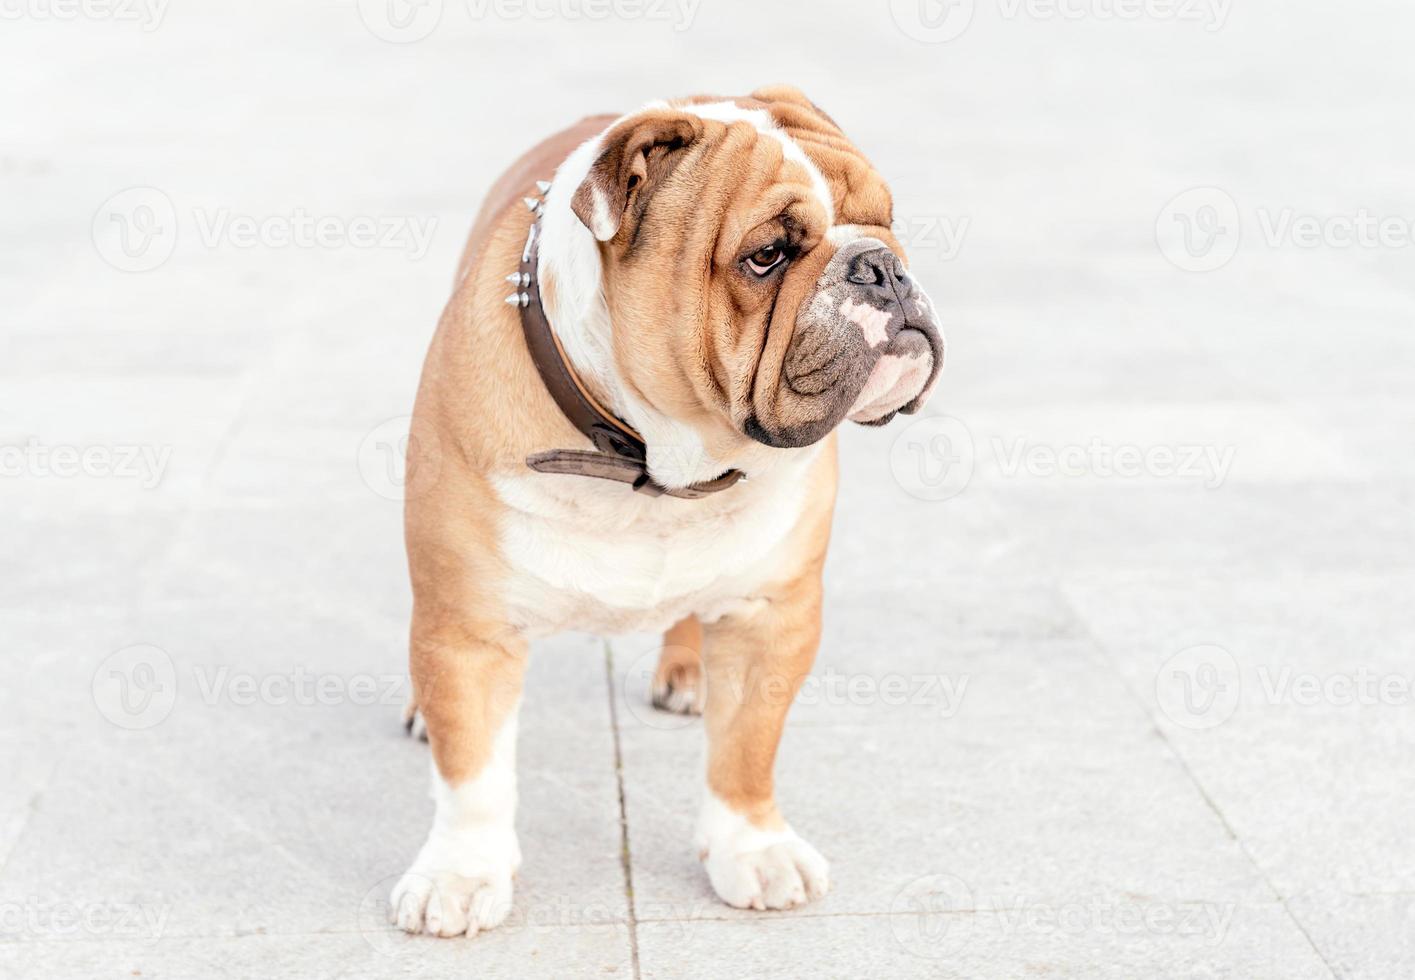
[523,197,541,213]
[505,292,521,306]
[504,271,529,287]
[536,180,552,194]
[521,224,537,263]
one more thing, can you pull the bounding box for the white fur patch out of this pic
[541,115,737,488]
[491,444,820,638]
[839,296,893,348]
[391,705,522,937]
[694,791,830,910]
[587,187,617,241]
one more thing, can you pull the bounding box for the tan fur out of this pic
[702,437,836,827]
[654,616,704,713]
[405,88,909,840]
[407,121,610,784]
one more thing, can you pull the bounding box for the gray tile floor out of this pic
[4,1,1413,977]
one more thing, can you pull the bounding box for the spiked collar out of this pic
[506,183,744,500]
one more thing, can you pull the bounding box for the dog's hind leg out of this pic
[653,615,704,715]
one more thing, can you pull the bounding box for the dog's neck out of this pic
[534,139,742,490]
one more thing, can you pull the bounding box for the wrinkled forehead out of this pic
[667,93,896,236]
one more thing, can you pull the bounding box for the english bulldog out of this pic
[392,85,944,937]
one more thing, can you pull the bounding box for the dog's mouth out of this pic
[846,325,940,425]
[744,238,945,448]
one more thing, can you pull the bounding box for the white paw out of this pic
[701,833,830,910]
[390,830,520,937]
[695,796,829,911]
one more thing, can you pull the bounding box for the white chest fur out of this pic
[492,449,819,638]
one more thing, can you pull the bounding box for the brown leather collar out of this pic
[509,199,744,500]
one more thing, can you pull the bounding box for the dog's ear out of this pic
[572,111,702,242]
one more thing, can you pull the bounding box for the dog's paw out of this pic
[390,829,520,937]
[390,868,514,937]
[651,658,703,715]
[402,698,427,742]
[696,798,829,910]
[702,833,830,910]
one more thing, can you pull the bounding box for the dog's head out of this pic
[558,86,943,460]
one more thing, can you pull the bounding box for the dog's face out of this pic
[569,86,944,452]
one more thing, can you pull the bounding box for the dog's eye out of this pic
[745,244,787,276]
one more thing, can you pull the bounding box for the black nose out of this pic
[846,247,917,304]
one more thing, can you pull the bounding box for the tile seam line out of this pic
[604,640,642,980]
[1054,585,1342,980]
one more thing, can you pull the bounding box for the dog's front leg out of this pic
[391,620,527,938]
[695,573,831,910]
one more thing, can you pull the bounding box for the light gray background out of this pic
[3,0,1413,977]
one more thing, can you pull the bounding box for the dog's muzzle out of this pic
[748,237,945,448]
